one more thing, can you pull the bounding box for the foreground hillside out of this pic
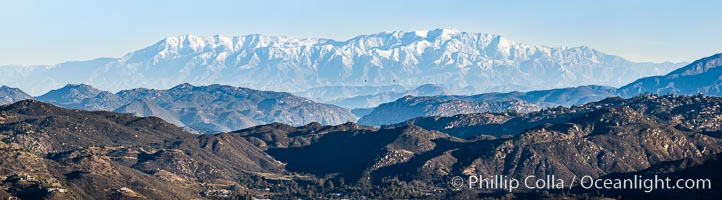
[0,100,286,199]
[2,94,722,199]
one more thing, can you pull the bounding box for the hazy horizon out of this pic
[2,0,721,65]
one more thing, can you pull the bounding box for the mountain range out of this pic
[2,52,720,134]
[0,28,683,97]
[26,83,356,132]
[3,26,722,199]
[2,52,722,198]
[619,53,722,97]
[3,94,722,199]
[358,85,618,126]
[359,53,722,126]
[293,85,408,102]
[326,84,453,108]
[0,100,281,199]
[357,95,541,126]
[2,52,720,131]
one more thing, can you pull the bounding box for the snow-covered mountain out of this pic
[0,28,683,96]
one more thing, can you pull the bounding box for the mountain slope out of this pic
[0,29,682,96]
[0,100,283,199]
[619,53,722,97]
[466,85,618,107]
[579,152,722,199]
[113,99,183,126]
[0,86,32,105]
[35,84,120,111]
[294,85,407,102]
[36,83,358,132]
[358,95,539,126]
[328,84,453,108]
[0,99,192,154]
[390,95,722,185]
[3,95,722,198]
[359,85,617,126]
[236,94,722,199]
[234,122,457,185]
[396,94,722,139]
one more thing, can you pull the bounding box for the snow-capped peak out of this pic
[425,28,460,41]
[160,34,215,51]
[413,30,429,38]
[1,28,684,96]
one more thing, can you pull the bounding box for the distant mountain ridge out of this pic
[358,85,618,126]
[0,28,682,96]
[357,53,722,126]
[37,84,103,107]
[619,53,722,96]
[294,85,407,102]
[358,95,541,126]
[327,84,453,108]
[4,53,721,130]
[0,86,32,105]
[30,83,357,132]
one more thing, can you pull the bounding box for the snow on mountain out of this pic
[0,28,684,96]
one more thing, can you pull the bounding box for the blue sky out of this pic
[1,0,719,65]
